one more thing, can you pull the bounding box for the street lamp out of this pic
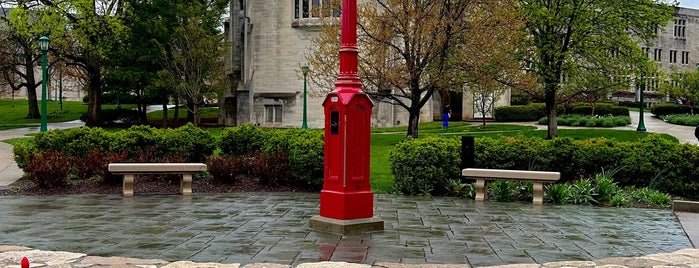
[38,36,50,132]
[637,74,646,132]
[301,63,310,129]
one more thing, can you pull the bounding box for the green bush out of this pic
[538,114,631,127]
[651,103,690,117]
[664,114,699,126]
[219,124,270,156]
[595,172,621,204]
[545,184,569,204]
[281,129,324,190]
[390,136,460,195]
[157,123,215,162]
[569,179,596,205]
[490,180,519,202]
[567,103,629,116]
[494,105,546,122]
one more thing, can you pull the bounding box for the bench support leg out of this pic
[532,182,544,205]
[475,179,486,201]
[181,174,192,196]
[123,175,134,197]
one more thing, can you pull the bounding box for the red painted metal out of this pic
[320,0,375,220]
[21,256,29,268]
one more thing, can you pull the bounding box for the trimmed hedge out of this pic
[15,124,215,186]
[496,103,629,122]
[390,136,460,195]
[218,126,325,190]
[390,135,699,198]
[494,104,546,122]
[651,103,691,117]
[566,103,629,116]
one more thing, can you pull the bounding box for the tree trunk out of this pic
[407,108,420,138]
[161,101,169,128]
[24,61,39,119]
[545,84,558,139]
[85,66,102,127]
[186,102,195,124]
[174,98,180,123]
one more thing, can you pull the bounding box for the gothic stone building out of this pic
[221,2,698,128]
[221,0,510,128]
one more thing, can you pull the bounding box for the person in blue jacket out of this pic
[442,104,451,129]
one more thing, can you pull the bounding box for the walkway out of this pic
[0,194,692,267]
[0,110,698,267]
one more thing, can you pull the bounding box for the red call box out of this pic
[320,90,374,220]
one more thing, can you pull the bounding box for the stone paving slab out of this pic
[0,193,691,267]
[4,246,699,268]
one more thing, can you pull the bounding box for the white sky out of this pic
[680,0,699,9]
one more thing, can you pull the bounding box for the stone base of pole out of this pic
[309,215,384,235]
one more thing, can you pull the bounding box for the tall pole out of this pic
[335,0,361,93]
[39,36,50,133]
[637,75,646,132]
[301,63,309,129]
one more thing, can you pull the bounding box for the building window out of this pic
[674,19,687,38]
[682,51,690,65]
[654,48,662,62]
[294,0,338,19]
[642,47,650,58]
[670,50,678,63]
[265,105,282,123]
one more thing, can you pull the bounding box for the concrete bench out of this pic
[108,163,207,197]
[462,168,560,204]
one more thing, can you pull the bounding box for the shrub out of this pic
[545,184,569,204]
[569,179,596,205]
[219,124,270,156]
[610,192,630,207]
[157,123,215,162]
[24,151,71,188]
[594,172,620,204]
[13,142,35,169]
[490,180,519,202]
[281,129,324,190]
[651,103,690,117]
[208,156,243,184]
[390,136,460,196]
[445,180,474,198]
[249,152,291,186]
[664,114,699,126]
[494,105,545,122]
[567,103,629,116]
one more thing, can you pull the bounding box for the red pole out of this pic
[335,0,361,93]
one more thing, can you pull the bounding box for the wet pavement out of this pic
[0,193,690,267]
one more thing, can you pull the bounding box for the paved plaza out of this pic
[0,111,698,267]
[0,193,691,266]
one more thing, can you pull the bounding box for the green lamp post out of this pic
[38,36,50,132]
[636,74,646,132]
[301,63,310,129]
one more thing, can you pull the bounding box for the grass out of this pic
[0,99,137,129]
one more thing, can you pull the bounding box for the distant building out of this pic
[221,0,508,128]
[222,2,698,128]
[613,6,699,106]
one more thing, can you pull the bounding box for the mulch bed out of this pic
[0,175,306,196]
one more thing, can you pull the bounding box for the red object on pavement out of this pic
[320,0,375,220]
[21,256,29,268]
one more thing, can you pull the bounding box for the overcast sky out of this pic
[680,0,699,9]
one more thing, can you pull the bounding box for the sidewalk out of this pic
[0,194,692,267]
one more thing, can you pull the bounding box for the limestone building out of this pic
[221,0,482,128]
[222,2,698,128]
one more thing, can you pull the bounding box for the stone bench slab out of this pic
[462,168,561,205]
[108,163,207,197]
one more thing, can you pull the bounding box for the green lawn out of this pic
[0,99,137,130]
